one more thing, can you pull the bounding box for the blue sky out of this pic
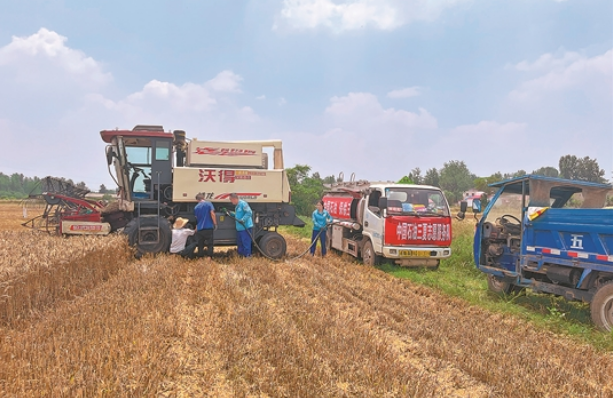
[0,0,611,189]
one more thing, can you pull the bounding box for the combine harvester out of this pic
[24,125,304,258]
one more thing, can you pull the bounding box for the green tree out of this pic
[439,161,474,203]
[423,168,440,187]
[559,155,606,182]
[286,164,326,216]
[408,167,422,184]
[532,166,559,178]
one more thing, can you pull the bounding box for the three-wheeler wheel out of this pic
[591,282,613,332]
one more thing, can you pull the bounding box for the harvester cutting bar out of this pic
[22,193,105,235]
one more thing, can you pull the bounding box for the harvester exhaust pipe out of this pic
[173,130,187,167]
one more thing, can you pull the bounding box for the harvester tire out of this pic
[258,232,287,259]
[361,240,379,266]
[591,281,613,332]
[124,216,172,256]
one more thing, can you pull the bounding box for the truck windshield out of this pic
[385,188,450,216]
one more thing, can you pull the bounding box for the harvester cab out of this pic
[102,125,174,207]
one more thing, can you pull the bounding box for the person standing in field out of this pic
[170,217,197,259]
[311,200,333,257]
[229,193,253,257]
[194,193,217,259]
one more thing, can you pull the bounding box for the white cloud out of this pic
[326,92,437,130]
[387,86,421,98]
[509,49,612,101]
[256,95,266,100]
[277,0,468,31]
[278,97,287,106]
[0,27,111,89]
[284,92,438,180]
[205,70,243,93]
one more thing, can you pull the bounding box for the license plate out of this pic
[399,250,430,257]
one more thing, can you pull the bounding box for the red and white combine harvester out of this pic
[23,125,305,258]
[323,176,452,268]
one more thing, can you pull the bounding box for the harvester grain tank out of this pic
[469,175,613,331]
[323,178,452,268]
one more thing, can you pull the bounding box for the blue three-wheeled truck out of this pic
[469,175,613,331]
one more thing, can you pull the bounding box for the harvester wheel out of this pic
[591,281,613,332]
[124,216,172,256]
[258,232,287,259]
[361,240,379,266]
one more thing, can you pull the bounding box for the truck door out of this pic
[363,190,384,252]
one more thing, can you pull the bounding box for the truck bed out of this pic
[523,208,613,269]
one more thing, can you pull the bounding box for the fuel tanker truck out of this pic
[24,125,305,258]
[323,178,452,268]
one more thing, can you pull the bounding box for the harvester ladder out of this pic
[137,172,162,245]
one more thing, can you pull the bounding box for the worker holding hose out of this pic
[311,200,333,257]
[229,193,254,257]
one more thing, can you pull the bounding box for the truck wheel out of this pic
[124,216,172,255]
[361,240,379,266]
[258,232,287,259]
[590,281,613,332]
[487,274,516,295]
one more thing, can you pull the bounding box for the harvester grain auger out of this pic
[22,177,112,235]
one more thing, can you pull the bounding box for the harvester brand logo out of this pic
[70,224,103,231]
[215,193,262,200]
[199,169,266,183]
[195,147,257,156]
[396,222,450,242]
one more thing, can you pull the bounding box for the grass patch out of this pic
[279,215,312,239]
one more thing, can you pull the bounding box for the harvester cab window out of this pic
[155,144,170,161]
[125,146,152,197]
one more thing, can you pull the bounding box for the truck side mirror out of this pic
[378,197,388,209]
[106,147,116,166]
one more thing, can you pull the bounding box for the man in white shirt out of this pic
[170,217,197,259]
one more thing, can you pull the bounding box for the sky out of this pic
[0,0,611,189]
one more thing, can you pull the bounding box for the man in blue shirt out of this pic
[194,192,217,258]
[229,193,253,257]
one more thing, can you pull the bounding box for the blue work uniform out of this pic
[311,209,333,256]
[232,199,253,257]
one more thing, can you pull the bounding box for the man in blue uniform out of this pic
[229,193,253,257]
[194,192,217,258]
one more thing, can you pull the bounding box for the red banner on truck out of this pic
[384,216,452,246]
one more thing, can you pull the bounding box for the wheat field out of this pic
[0,203,611,397]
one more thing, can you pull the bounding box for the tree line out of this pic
[0,172,93,200]
[287,154,609,216]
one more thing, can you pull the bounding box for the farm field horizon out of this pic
[0,202,611,397]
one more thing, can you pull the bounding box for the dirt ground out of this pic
[0,203,611,397]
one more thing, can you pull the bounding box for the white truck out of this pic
[323,180,452,268]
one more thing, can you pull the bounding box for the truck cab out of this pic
[473,175,613,331]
